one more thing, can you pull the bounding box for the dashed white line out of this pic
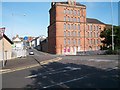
[42,67,119,88]
[43,76,87,88]
[25,67,81,78]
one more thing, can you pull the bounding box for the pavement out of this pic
[0,49,62,74]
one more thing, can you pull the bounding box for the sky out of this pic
[1,1,119,39]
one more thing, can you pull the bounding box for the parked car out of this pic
[29,51,34,55]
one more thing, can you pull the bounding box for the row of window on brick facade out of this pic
[64,31,99,37]
[64,23,80,30]
[64,39,100,45]
[63,46,100,52]
[64,16,80,22]
[64,23,100,31]
[64,31,80,37]
[86,25,101,31]
[64,9,84,16]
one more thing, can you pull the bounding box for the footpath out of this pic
[0,54,62,74]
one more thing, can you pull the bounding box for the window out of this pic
[75,32,76,36]
[68,17,70,21]
[88,32,89,37]
[68,24,70,29]
[78,39,80,45]
[97,39,99,44]
[74,24,76,30]
[94,39,96,44]
[91,32,92,37]
[90,25,92,31]
[64,16,66,21]
[89,39,91,44]
[68,39,70,44]
[73,39,76,45]
[71,32,73,36]
[97,26,99,31]
[96,32,98,37]
[95,39,97,44]
[71,24,73,30]
[78,31,80,36]
[78,10,80,16]
[74,17,77,22]
[64,9,66,14]
[68,31,70,36]
[71,17,73,22]
[67,9,69,14]
[78,18,80,22]
[64,39,66,45]
[78,24,80,30]
[73,17,75,22]
[64,23,66,30]
[74,10,76,15]
[70,10,72,14]
[94,32,95,37]
[64,31,66,36]
[68,9,70,14]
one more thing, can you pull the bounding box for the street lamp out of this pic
[110,0,114,51]
[0,27,5,67]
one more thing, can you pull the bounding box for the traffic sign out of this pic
[24,36,28,40]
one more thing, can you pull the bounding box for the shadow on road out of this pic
[24,62,119,89]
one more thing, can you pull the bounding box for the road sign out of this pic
[24,36,28,40]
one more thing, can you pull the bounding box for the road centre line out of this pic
[25,67,81,78]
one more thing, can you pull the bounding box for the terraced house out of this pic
[48,1,106,55]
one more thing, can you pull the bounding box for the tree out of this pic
[100,26,120,50]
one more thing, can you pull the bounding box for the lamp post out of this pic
[0,27,5,67]
[110,0,114,51]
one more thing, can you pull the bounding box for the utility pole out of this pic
[111,0,114,51]
[0,27,5,67]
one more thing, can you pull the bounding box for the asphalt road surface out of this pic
[2,54,119,89]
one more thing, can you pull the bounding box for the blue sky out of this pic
[2,2,118,39]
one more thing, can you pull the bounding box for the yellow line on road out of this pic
[0,57,62,74]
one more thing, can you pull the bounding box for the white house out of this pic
[12,35,24,49]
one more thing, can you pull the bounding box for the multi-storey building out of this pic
[48,1,106,55]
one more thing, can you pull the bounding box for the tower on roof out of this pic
[68,0,76,5]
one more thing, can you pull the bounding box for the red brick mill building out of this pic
[48,1,106,55]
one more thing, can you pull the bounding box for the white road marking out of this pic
[43,76,87,88]
[25,67,81,79]
[88,59,117,62]
[42,67,119,88]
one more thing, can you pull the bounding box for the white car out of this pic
[29,51,34,55]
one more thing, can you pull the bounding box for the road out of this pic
[2,51,119,89]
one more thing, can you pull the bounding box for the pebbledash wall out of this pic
[48,2,106,55]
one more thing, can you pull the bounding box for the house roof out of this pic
[59,2,86,7]
[13,37,21,42]
[86,18,105,24]
[3,34,13,44]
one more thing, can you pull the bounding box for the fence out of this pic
[12,49,27,58]
[77,50,107,55]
